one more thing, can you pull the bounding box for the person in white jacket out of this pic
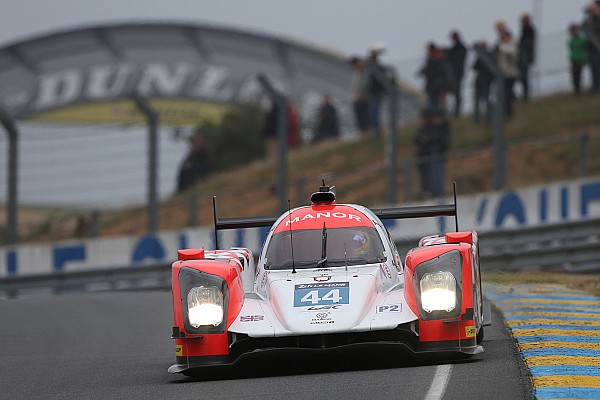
[495,21,520,117]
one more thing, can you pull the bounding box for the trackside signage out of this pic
[34,64,265,111]
[2,177,600,277]
[5,63,276,121]
[0,23,376,127]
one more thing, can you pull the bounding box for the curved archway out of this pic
[0,22,344,126]
[0,22,422,243]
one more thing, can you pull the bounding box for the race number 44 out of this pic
[301,289,342,304]
[294,282,350,307]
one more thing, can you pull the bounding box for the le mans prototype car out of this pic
[169,185,491,374]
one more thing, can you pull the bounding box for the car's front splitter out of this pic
[169,337,483,375]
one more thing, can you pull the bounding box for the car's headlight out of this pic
[413,250,462,320]
[187,286,223,327]
[420,271,456,312]
[179,267,229,334]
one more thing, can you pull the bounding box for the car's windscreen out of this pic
[265,226,386,270]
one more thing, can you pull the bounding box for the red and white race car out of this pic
[168,185,491,375]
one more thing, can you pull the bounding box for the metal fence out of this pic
[9,128,598,244]
[2,29,599,244]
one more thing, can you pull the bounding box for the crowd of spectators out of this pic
[173,3,600,197]
[347,44,392,140]
[416,14,537,123]
[313,1,600,149]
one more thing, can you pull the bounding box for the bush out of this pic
[194,105,266,172]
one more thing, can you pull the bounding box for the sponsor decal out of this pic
[295,282,348,290]
[307,304,342,311]
[294,282,350,308]
[313,274,332,282]
[379,263,392,279]
[175,345,183,356]
[376,304,402,313]
[310,311,335,325]
[285,212,362,227]
[465,325,476,338]
[240,315,264,322]
[260,271,268,288]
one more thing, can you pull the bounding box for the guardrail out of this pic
[479,218,600,271]
[2,218,599,298]
[0,263,172,298]
[397,217,600,272]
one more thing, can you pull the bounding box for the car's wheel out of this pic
[476,326,484,344]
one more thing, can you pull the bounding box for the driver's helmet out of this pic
[351,231,371,255]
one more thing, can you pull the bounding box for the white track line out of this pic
[424,364,452,400]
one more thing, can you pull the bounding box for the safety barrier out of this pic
[397,217,600,272]
[0,263,171,298]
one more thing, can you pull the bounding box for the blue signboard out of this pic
[293,282,350,307]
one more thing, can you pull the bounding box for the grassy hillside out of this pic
[9,92,600,242]
[151,92,600,228]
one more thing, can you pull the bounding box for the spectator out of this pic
[365,45,387,138]
[287,104,299,147]
[518,13,536,101]
[313,93,340,143]
[428,109,451,198]
[75,215,89,238]
[472,41,494,124]
[349,56,369,135]
[418,42,450,112]
[177,133,212,192]
[414,106,450,198]
[568,24,588,95]
[414,107,435,197]
[583,2,600,93]
[444,30,468,117]
[496,20,509,37]
[262,100,299,156]
[495,24,520,117]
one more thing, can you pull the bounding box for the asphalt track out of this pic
[0,291,532,400]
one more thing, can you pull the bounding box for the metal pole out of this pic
[257,74,288,214]
[187,193,198,226]
[296,177,306,208]
[368,64,400,204]
[580,133,590,177]
[492,78,506,190]
[473,44,506,190]
[387,87,399,204]
[532,0,543,97]
[403,159,414,202]
[131,94,159,234]
[0,109,18,245]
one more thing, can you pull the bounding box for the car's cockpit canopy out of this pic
[265,226,386,270]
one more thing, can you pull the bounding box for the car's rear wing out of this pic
[212,184,459,249]
[212,197,277,249]
[370,182,459,231]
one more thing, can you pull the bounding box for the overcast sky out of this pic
[1,0,593,65]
